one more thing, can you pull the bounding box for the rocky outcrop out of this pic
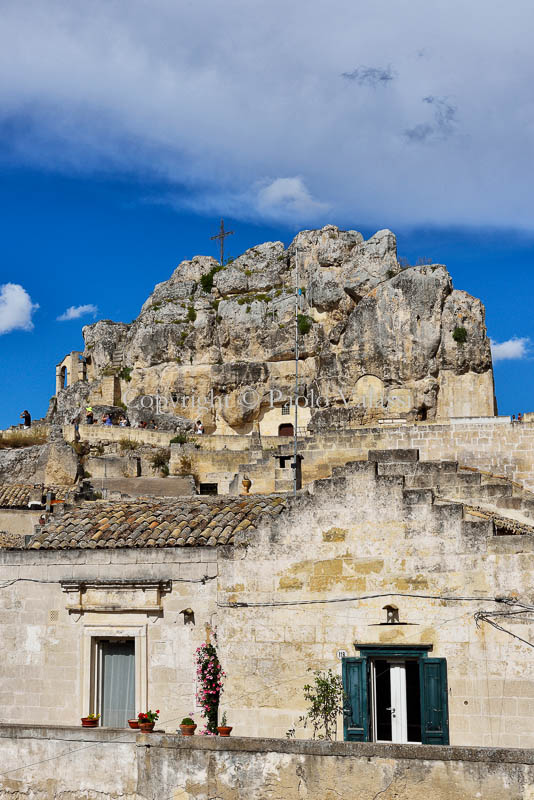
[53,225,494,432]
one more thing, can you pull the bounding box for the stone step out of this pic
[448,484,514,501]
[368,448,419,463]
[406,472,481,489]
[461,520,493,549]
[378,460,457,477]
[402,488,433,505]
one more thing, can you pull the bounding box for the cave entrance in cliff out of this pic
[278,423,294,437]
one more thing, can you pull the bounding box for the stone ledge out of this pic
[2,726,534,766]
[132,732,534,765]
[0,724,137,742]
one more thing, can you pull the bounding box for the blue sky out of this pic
[0,0,533,427]
[0,168,532,428]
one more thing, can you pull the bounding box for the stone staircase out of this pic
[111,346,124,369]
[364,448,534,530]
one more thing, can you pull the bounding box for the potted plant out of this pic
[81,713,100,728]
[128,717,139,729]
[137,709,160,732]
[179,716,197,736]
[217,712,232,737]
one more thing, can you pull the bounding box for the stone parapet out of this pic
[1,727,534,799]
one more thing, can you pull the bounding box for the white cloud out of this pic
[57,304,98,322]
[180,177,328,224]
[1,1,534,227]
[491,337,531,362]
[0,283,39,335]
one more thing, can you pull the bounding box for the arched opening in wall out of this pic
[61,366,68,389]
[416,405,427,421]
[278,423,294,437]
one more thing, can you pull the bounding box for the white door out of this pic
[388,662,408,743]
[372,659,420,744]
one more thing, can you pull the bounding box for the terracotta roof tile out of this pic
[0,484,76,509]
[27,495,287,550]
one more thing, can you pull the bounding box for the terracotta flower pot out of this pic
[139,721,155,732]
[128,719,139,729]
[81,717,99,727]
[180,724,197,736]
[217,726,233,737]
[241,478,252,494]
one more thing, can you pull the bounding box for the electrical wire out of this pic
[217,591,510,608]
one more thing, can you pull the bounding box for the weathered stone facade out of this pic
[2,729,534,800]
[1,452,534,750]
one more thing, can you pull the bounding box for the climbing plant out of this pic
[287,669,345,741]
[195,640,226,734]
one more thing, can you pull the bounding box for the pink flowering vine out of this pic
[195,640,226,734]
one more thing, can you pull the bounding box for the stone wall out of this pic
[301,417,534,490]
[2,453,534,748]
[2,728,534,800]
[217,462,534,747]
[0,509,41,536]
[65,418,534,494]
[0,548,217,727]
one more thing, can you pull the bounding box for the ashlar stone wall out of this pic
[216,462,534,747]
[0,547,217,728]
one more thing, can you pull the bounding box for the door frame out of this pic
[82,624,147,720]
[370,657,418,744]
[343,645,449,745]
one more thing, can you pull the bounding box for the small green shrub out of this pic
[170,433,188,445]
[244,269,252,277]
[453,326,468,344]
[200,265,224,293]
[149,448,170,474]
[297,314,313,335]
[177,455,192,474]
[286,669,345,741]
[119,438,137,452]
[187,306,197,322]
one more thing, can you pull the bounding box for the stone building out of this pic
[1,448,534,751]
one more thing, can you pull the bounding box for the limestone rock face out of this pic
[54,225,494,431]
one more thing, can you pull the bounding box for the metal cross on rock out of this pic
[210,218,234,266]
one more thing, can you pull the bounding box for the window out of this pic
[199,483,218,495]
[342,646,449,745]
[281,404,290,415]
[278,423,294,436]
[95,639,135,727]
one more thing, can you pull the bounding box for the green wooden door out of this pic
[342,657,369,741]
[420,658,449,745]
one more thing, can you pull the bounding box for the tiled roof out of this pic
[0,484,75,509]
[28,495,287,549]
[0,531,25,548]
